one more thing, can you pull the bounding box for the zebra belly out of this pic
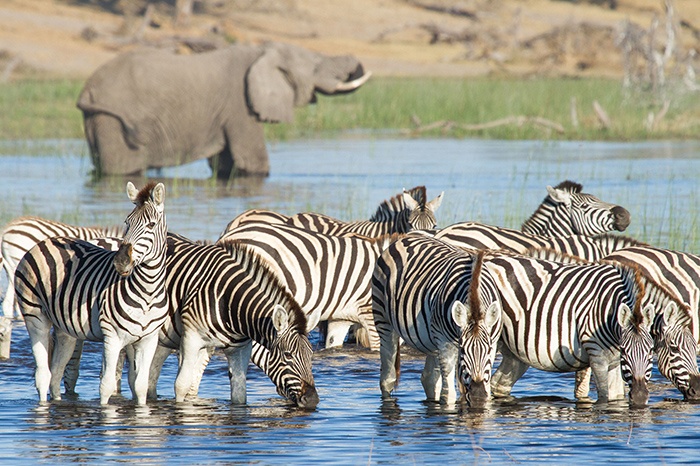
[500,333,589,372]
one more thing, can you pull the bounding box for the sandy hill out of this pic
[1,0,699,80]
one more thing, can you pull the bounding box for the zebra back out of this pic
[221,209,289,235]
[520,180,631,237]
[218,222,389,350]
[1,216,124,318]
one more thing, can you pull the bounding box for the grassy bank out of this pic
[1,77,700,141]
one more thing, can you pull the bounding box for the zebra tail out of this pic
[394,347,401,389]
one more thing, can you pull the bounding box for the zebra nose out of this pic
[628,379,649,407]
[467,380,490,406]
[684,375,700,401]
[611,206,631,231]
[298,383,319,409]
[113,243,134,276]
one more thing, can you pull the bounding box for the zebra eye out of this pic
[147,222,156,229]
[283,351,293,360]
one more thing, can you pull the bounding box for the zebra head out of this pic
[617,295,655,407]
[451,252,502,406]
[267,304,320,409]
[522,181,631,237]
[401,189,444,231]
[113,181,167,277]
[652,302,700,401]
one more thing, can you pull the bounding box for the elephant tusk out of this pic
[335,71,372,92]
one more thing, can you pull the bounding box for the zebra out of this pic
[600,245,700,401]
[144,233,320,406]
[372,233,502,405]
[521,180,630,237]
[221,186,441,238]
[435,222,645,261]
[1,216,123,319]
[14,182,169,405]
[217,222,393,350]
[459,249,686,406]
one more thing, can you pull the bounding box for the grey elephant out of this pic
[77,41,370,178]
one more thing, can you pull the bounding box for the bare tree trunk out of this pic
[175,0,194,28]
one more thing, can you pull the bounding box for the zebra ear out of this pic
[127,182,139,203]
[305,306,322,333]
[546,185,571,205]
[483,301,501,328]
[617,303,633,328]
[427,192,444,213]
[640,304,655,328]
[272,304,290,333]
[152,183,166,209]
[663,302,690,327]
[451,300,469,328]
[402,191,419,211]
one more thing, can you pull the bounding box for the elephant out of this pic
[76,41,371,179]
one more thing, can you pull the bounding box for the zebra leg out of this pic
[127,333,159,405]
[421,354,442,402]
[378,330,401,399]
[99,336,123,405]
[325,320,352,348]
[174,333,206,402]
[187,347,214,400]
[1,280,15,319]
[49,331,79,400]
[574,368,592,400]
[224,342,253,405]
[24,315,52,402]
[63,340,84,396]
[490,347,530,397]
[148,344,174,400]
[437,345,459,404]
[588,356,613,403]
[607,361,626,401]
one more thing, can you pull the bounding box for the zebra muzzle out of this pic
[611,206,631,231]
[113,243,134,276]
[467,380,490,406]
[628,378,649,407]
[683,375,700,401]
[296,382,319,409]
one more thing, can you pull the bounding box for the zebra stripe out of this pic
[14,182,168,405]
[147,233,319,407]
[521,180,631,237]
[218,222,391,350]
[435,221,644,261]
[467,251,680,405]
[372,234,501,405]
[602,245,700,400]
[1,217,123,318]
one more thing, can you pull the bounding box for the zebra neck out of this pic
[521,199,573,237]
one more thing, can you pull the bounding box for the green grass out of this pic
[1,76,700,141]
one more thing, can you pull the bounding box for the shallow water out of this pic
[1,137,700,464]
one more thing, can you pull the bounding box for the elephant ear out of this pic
[246,47,295,123]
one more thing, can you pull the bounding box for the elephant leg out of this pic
[215,119,269,178]
[85,113,147,176]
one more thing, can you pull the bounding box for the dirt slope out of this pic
[1,0,699,80]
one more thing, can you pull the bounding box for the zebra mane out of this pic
[369,186,426,221]
[591,233,649,249]
[468,249,488,336]
[217,239,309,333]
[522,247,590,264]
[134,181,158,205]
[553,180,583,193]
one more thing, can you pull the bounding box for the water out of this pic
[1,137,700,464]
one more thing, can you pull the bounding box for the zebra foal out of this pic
[14,182,168,405]
[372,234,502,405]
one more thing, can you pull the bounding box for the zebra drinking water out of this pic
[371,234,502,405]
[14,182,169,405]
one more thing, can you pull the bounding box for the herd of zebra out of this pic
[1,179,699,410]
